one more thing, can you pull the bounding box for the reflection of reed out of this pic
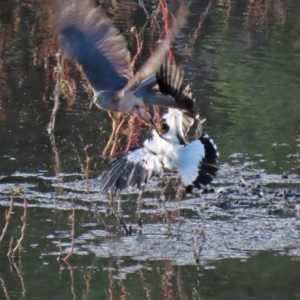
[69,264,76,300]
[7,194,27,258]
[0,195,14,244]
[138,269,152,300]
[176,267,186,300]
[108,259,115,300]
[187,0,213,56]
[61,204,76,262]
[61,260,77,300]
[117,261,131,300]
[11,259,26,300]
[0,275,10,300]
[192,227,205,277]
[244,0,286,42]
[82,263,94,300]
[162,262,174,300]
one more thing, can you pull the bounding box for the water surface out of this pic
[1,0,300,299]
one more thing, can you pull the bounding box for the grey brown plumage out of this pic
[56,0,133,91]
[56,0,191,120]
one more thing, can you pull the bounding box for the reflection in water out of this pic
[0,252,300,299]
[1,0,300,299]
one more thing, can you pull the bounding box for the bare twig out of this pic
[130,26,144,69]
[48,53,75,133]
[159,0,173,58]
[138,0,149,19]
[47,84,61,133]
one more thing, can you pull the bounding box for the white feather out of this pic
[176,140,205,186]
[126,145,163,173]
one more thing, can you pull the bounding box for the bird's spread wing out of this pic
[156,58,194,110]
[56,0,133,91]
[156,57,198,135]
[101,145,163,194]
[117,4,188,97]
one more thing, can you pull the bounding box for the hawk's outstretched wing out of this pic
[56,0,133,92]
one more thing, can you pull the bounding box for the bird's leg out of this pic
[102,112,123,157]
[110,117,126,157]
[135,106,162,137]
[149,118,163,137]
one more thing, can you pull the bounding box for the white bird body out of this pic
[101,108,218,194]
[100,57,218,194]
[144,109,206,184]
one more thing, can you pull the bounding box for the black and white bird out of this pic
[101,58,219,194]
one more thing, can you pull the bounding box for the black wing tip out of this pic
[185,133,219,193]
[156,56,195,111]
[199,133,219,160]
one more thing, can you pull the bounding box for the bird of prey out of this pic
[100,58,219,195]
[56,0,192,125]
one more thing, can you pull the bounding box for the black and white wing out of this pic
[185,134,219,192]
[156,57,198,142]
[100,145,163,194]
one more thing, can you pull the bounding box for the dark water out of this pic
[1,0,300,299]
